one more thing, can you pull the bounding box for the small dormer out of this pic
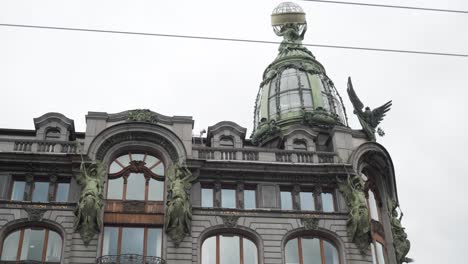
[207,121,247,148]
[34,113,75,141]
[283,125,317,151]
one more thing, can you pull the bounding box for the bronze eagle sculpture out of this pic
[347,77,392,141]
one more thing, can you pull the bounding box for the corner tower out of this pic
[252,2,347,146]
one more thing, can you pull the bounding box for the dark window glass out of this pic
[321,192,335,212]
[11,181,25,201]
[55,183,69,202]
[285,237,340,264]
[103,227,119,255]
[32,182,49,202]
[21,229,45,261]
[244,190,256,209]
[202,188,214,207]
[221,189,236,208]
[293,140,307,151]
[45,128,61,139]
[300,191,315,211]
[281,191,293,210]
[220,137,234,147]
[202,235,258,264]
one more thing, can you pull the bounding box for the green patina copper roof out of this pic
[251,2,348,145]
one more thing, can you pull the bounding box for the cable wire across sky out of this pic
[1,23,467,58]
[300,0,468,14]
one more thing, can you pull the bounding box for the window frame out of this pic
[0,226,63,263]
[106,152,165,202]
[9,176,70,203]
[285,236,341,264]
[201,234,259,264]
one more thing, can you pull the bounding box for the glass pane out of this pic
[202,236,216,264]
[202,188,213,207]
[145,155,159,168]
[280,69,299,92]
[32,182,49,202]
[299,72,310,88]
[125,173,145,200]
[151,163,165,176]
[117,154,131,167]
[269,97,277,117]
[244,190,256,209]
[281,191,293,210]
[301,238,321,264]
[280,91,301,112]
[321,92,331,111]
[220,235,240,264]
[243,238,258,264]
[1,230,20,260]
[370,243,378,264]
[55,183,69,202]
[303,90,313,109]
[376,242,386,264]
[107,177,123,199]
[147,228,162,257]
[300,192,315,211]
[321,193,335,212]
[102,227,119,255]
[121,227,144,254]
[132,153,145,161]
[368,191,380,221]
[45,231,62,262]
[222,189,236,208]
[21,229,45,261]
[11,181,25,201]
[109,161,123,174]
[285,238,300,264]
[323,240,339,264]
[148,179,164,201]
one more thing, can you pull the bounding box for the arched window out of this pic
[201,234,258,264]
[0,227,62,263]
[285,237,339,264]
[45,127,61,140]
[107,153,165,201]
[293,139,307,151]
[219,136,234,147]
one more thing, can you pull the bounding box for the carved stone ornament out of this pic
[165,163,198,247]
[123,200,146,213]
[303,108,342,128]
[388,199,413,263]
[302,217,319,230]
[251,119,281,146]
[25,208,46,221]
[127,109,158,124]
[221,215,240,228]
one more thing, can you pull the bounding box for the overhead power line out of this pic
[1,23,467,58]
[300,0,468,14]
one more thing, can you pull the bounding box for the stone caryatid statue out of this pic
[337,174,371,253]
[347,77,392,141]
[74,160,105,246]
[165,163,197,246]
[388,199,413,263]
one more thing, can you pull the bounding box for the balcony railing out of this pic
[96,254,166,264]
[9,140,83,154]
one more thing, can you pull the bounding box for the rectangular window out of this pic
[321,192,335,212]
[102,227,119,255]
[11,181,26,201]
[280,191,293,210]
[300,191,315,211]
[244,189,256,209]
[55,183,70,202]
[221,189,236,208]
[202,187,214,207]
[368,191,380,221]
[147,228,162,257]
[32,182,49,202]
[121,227,144,254]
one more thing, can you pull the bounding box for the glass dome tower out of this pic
[252,2,348,145]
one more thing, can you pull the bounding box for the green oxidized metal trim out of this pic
[337,174,371,253]
[388,199,413,263]
[127,109,158,124]
[251,119,281,146]
[165,163,198,246]
[74,160,105,246]
[303,108,342,128]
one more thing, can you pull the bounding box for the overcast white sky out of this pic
[1,0,468,262]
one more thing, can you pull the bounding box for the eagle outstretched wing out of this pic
[371,100,392,128]
[347,77,364,112]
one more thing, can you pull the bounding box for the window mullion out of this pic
[298,237,303,264]
[42,229,49,262]
[216,235,220,264]
[122,176,128,201]
[16,229,25,261]
[240,237,244,264]
[320,239,325,264]
[117,227,123,255]
[143,227,148,257]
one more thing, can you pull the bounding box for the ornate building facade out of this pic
[0,2,410,264]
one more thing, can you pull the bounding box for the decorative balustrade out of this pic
[96,254,166,264]
[194,147,336,164]
[10,140,83,154]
